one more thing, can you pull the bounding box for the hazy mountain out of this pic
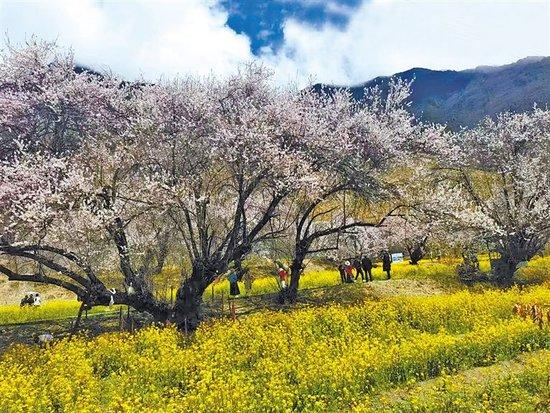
[314,57,550,129]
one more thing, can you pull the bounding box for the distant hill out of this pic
[314,57,550,129]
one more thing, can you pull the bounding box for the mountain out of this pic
[314,57,550,129]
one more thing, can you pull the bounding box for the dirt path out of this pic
[365,278,447,297]
[0,279,75,305]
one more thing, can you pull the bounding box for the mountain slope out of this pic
[315,57,550,129]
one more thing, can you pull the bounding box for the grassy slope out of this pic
[359,350,550,412]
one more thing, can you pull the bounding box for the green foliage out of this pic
[360,350,550,412]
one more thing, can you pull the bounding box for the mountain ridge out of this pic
[314,57,550,129]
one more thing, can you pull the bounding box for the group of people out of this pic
[20,292,42,307]
[227,264,290,298]
[227,252,394,297]
[338,252,392,283]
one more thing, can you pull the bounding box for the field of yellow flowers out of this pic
[1,285,549,412]
[0,301,123,326]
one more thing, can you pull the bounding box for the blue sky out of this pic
[221,0,362,54]
[0,0,548,85]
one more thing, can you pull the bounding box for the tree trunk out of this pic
[171,268,209,331]
[492,235,537,286]
[92,288,169,325]
[408,237,427,265]
[285,250,306,303]
[130,294,170,324]
[409,246,423,265]
[491,256,517,286]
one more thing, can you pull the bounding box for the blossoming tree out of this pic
[276,80,420,300]
[3,42,410,327]
[0,40,177,320]
[430,109,550,282]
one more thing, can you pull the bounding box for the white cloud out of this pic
[0,0,548,85]
[263,0,550,85]
[0,0,253,80]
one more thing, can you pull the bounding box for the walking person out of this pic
[277,267,288,289]
[361,256,373,282]
[353,258,365,282]
[382,251,392,280]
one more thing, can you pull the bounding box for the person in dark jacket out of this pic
[361,256,373,282]
[382,251,392,280]
[338,263,347,284]
[353,258,365,282]
[228,271,240,297]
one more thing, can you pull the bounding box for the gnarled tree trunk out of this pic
[407,236,428,265]
[171,263,213,331]
[491,234,539,286]
[285,248,307,303]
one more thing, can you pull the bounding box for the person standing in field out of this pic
[382,252,392,280]
[353,258,365,282]
[338,262,347,284]
[361,256,373,282]
[228,270,240,297]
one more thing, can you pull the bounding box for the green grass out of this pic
[362,350,550,412]
[203,259,463,299]
[203,268,342,299]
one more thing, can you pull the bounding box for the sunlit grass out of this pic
[516,255,550,284]
[0,301,120,326]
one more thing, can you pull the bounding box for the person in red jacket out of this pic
[277,267,288,289]
[344,260,354,283]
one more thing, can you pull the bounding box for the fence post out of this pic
[126,305,130,330]
[231,300,236,321]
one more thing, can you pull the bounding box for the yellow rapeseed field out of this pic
[1,285,550,412]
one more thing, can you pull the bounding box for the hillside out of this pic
[315,57,550,129]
